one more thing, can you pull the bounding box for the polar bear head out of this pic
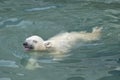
[23,35,52,51]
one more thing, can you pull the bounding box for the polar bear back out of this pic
[47,27,102,53]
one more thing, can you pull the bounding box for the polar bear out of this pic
[23,27,102,58]
[22,27,102,70]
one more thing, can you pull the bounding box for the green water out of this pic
[0,0,120,80]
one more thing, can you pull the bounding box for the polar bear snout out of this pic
[23,42,34,51]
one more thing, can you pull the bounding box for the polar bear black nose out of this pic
[23,42,28,46]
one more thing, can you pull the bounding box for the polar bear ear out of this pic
[44,41,52,48]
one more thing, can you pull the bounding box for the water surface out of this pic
[0,0,120,80]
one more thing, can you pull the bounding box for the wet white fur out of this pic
[25,27,102,54]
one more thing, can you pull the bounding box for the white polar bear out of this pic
[23,27,102,69]
[23,27,102,54]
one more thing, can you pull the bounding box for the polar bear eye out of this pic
[33,40,38,43]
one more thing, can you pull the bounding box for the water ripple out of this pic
[0,18,22,28]
[0,78,11,80]
[25,6,58,12]
[0,60,19,68]
[0,18,33,28]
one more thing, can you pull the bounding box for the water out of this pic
[0,0,120,80]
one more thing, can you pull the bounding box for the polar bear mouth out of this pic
[24,46,33,51]
[23,42,34,51]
